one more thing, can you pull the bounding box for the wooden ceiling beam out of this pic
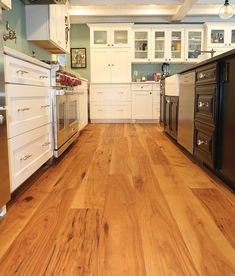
[171,0,197,21]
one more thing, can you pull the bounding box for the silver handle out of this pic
[97,92,103,94]
[0,106,7,111]
[0,114,5,124]
[16,70,28,75]
[117,109,123,112]
[17,107,30,112]
[198,72,207,79]
[98,109,103,111]
[20,154,32,161]
[39,75,48,79]
[108,64,111,66]
[197,139,208,146]
[118,92,124,94]
[198,102,209,108]
[42,142,51,147]
[41,105,50,108]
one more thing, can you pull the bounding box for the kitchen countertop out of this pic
[178,48,235,74]
[4,46,51,70]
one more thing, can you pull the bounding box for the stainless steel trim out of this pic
[0,8,11,208]
[177,71,195,154]
[54,132,79,158]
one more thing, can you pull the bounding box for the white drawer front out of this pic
[152,83,161,91]
[153,104,160,120]
[9,124,53,192]
[90,85,131,102]
[131,83,153,91]
[5,55,50,86]
[6,84,51,138]
[90,103,131,119]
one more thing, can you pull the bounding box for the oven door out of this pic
[67,94,79,138]
[54,94,68,149]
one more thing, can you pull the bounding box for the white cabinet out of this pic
[26,4,70,54]
[205,23,235,55]
[90,84,131,121]
[90,48,131,83]
[90,25,132,48]
[0,0,11,10]
[131,83,160,121]
[133,29,152,62]
[4,51,53,192]
[185,28,204,62]
[152,28,185,63]
[78,82,88,131]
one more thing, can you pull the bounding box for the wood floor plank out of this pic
[98,174,147,276]
[192,188,235,250]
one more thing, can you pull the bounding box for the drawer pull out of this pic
[39,75,49,79]
[198,102,209,108]
[97,109,103,111]
[117,109,124,112]
[197,139,208,146]
[17,107,30,112]
[97,92,103,94]
[16,70,29,75]
[42,142,51,147]
[41,105,50,109]
[20,154,32,161]
[118,92,124,94]
[198,73,207,79]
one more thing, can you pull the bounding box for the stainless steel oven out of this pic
[50,65,81,158]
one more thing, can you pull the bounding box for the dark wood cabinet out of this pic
[164,96,179,140]
[160,80,165,126]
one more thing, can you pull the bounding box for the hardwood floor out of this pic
[0,124,235,275]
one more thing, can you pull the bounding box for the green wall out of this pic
[2,0,51,60]
[67,24,90,80]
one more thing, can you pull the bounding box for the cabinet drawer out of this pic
[196,63,217,84]
[90,103,131,119]
[6,84,51,138]
[90,84,131,102]
[8,124,53,192]
[152,83,161,91]
[4,55,50,86]
[194,121,215,169]
[195,84,216,126]
[131,83,153,91]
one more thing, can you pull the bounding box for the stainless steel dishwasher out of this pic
[177,71,195,154]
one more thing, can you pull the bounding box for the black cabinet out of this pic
[164,96,179,140]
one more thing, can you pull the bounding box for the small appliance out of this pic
[161,62,170,78]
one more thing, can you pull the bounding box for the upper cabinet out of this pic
[90,24,132,48]
[133,29,151,62]
[185,28,204,62]
[26,4,70,54]
[205,23,235,56]
[0,0,11,10]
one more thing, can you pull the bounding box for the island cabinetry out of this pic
[194,63,218,169]
[164,96,179,140]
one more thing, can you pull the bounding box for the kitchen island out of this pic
[163,48,235,191]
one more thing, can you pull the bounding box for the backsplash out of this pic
[132,63,194,81]
[2,0,51,60]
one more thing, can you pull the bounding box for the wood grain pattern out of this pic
[0,124,234,275]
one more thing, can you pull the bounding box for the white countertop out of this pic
[4,46,51,70]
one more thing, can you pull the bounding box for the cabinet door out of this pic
[170,97,178,140]
[91,28,110,48]
[208,27,225,48]
[132,91,153,119]
[79,90,88,130]
[185,29,203,62]
[111,27,131,47]
[111,49,131,83]
[90,49,112,83]
[49,5,57,45]
[164,96,171,134]
[57,5,66,49]
[152,29,167,62]
[227,27,235,47]
[168,29,184,62]
[133,30,151,62]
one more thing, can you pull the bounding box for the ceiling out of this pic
[69,0,235,24]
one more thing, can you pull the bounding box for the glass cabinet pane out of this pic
[210,30,224,44]
[68,99,78,125]
[154,31,165,59]
[188,31,202,59]
[114,30,128,44]
[231,30,235,44]
[94,31,107,45]
[134,31,148,59]
[171,31,182,59]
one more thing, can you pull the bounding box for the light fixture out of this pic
[219,0,234,19]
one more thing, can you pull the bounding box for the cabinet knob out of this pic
[112,44,114,46]
[150,92,152,94]
[108,44,110,46]
[108,64,111,66]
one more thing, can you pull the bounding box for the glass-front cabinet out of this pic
[90,26,131,48]
[152,28,184,62]
[185,29,203,62]
[133,30,151,62]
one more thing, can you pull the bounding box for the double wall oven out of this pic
[51,65,81,157]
